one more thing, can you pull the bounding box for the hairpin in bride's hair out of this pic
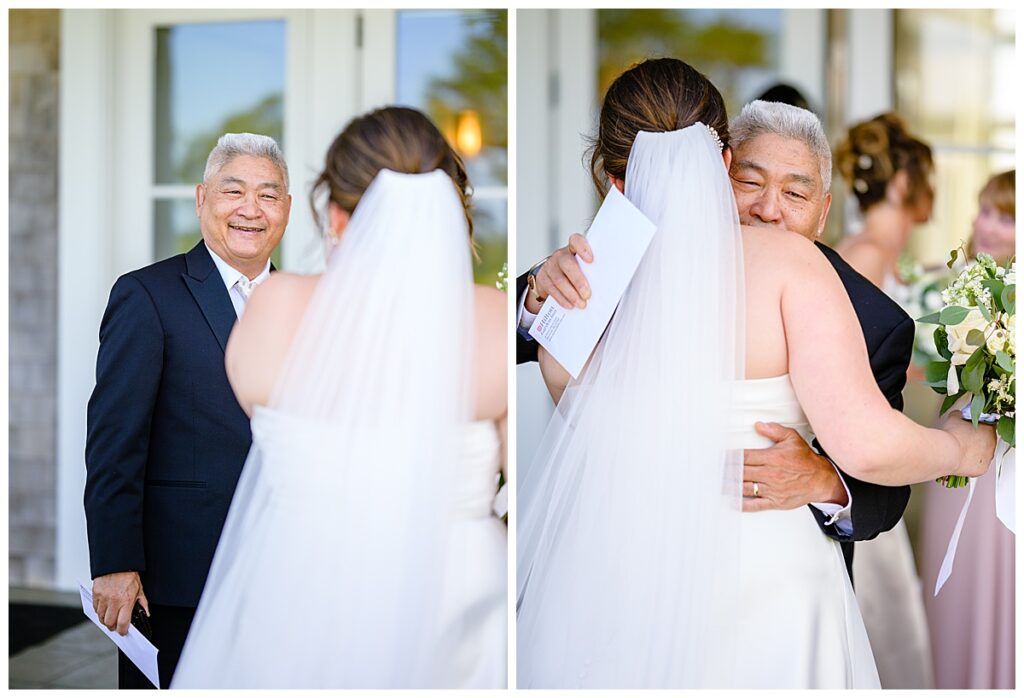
[706,124,724,152]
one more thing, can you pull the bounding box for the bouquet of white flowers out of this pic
[919,250,1015,488]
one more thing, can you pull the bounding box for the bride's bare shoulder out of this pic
[251,272,319,310]
[226,272,321,413]
[741,225,828,272]
[474,284,507,324]
[473,284,507,364]
[472,284,507,417]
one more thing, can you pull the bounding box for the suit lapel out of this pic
[182,241,237,354]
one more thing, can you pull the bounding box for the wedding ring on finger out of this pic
[752,482,760,498]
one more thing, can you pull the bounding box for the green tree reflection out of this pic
[598,9,769,114]
[422,9,508,285]
[177,93,284,185]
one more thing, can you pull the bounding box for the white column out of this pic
[360,10,397,112]
[846,9,894,123]
[516,9,597,470]
[552,9,597,245]
[779,10,827,110]
[56,9,115,591]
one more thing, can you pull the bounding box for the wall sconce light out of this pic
[456,110,483,158]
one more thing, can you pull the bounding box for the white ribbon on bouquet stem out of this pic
[934,438,1015,595]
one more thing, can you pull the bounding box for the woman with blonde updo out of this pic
[173,106,508,688]
[835,112,934,290]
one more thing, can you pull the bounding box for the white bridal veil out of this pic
[517,124,746,688]
[173,168,473,687]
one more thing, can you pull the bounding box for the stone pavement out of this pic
[9,587,116,689]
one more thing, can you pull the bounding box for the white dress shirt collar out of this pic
[205,244,272,318]
[205,244,272,291]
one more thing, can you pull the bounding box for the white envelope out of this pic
[528,186,657,378]
[79,581,161,688]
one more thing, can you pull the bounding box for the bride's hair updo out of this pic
[834,112,933,213]
[311,106,474,239]
[589,58,730,196]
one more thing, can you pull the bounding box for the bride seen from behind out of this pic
[517,58,995,689]
[172,106,507,688]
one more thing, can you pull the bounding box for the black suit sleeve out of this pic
[809,314,915,543]
[516,271,539,365]
[85,274,164,579]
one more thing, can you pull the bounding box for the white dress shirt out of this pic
[206,246,271,319]
[516,285,855,533]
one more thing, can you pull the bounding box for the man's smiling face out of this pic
[729,133,831,240]
[195,154,291,274]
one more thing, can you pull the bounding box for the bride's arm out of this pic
[782,240,995,485]
[538,346,571,404]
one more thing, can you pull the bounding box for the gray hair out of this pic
[730,100,832,193]
[203,132,290,191]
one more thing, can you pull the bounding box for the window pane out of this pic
[154,199,201,261]
[154,198,281,268]
[396,9,508,284]
[154,20,285,185]
[596,9,784,117]
[895,9,1015,265]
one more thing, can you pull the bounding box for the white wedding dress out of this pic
[731,375,879,688]
[437,420,507,686]
[517,125,878,688]
[172,410,506,688]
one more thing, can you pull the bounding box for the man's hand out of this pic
[742,422,848,513]
[524,233,593,314]
[92,571,149,636]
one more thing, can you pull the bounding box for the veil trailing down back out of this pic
[172,168,484,688]
[517,124,746,688]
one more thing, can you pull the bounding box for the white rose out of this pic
[946,308,991,364]
[986,328,1009,354]
[1006,269,1016,285]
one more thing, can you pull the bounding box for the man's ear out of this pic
[722,147,733,171]
[195,184,206,216]
[817,192,833,238]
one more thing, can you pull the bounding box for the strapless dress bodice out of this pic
[727,374,811,449]
[250,406,501,519]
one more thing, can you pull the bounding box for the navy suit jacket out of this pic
[515,241,914,578]
[85,241,255,608]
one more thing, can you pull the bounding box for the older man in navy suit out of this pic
[85,133,291,688]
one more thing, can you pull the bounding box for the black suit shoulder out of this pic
[810,241,913,556]
[815,243,912,348]
[119,251,190,299]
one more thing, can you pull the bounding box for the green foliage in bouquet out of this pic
[918,249,1015,487]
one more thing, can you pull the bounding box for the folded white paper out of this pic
[79,582,160,688]
[528,187,657,378]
